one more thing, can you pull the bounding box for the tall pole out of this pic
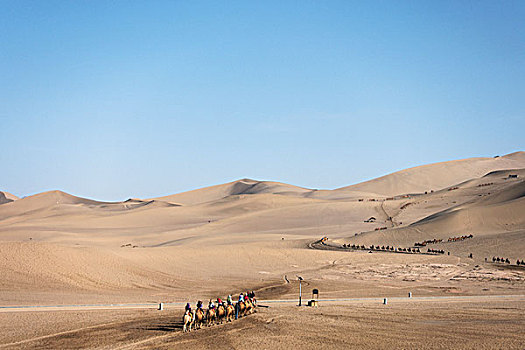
[299,279,302,306]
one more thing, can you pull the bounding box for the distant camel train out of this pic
[491,256,524,266]
[339,243,444,255]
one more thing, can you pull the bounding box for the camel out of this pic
[244,299,254,315]
[183,310,194,333]
[225,304,235,322]
[216,304,226,324]
[194,308,205,329]
[237,301,246,317]
[206,308,216,326]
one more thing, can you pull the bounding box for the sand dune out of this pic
[1,152,524,316]
[150,152,525,205]
[0,241,184,293]
[410,181,525,236]
[0,193,12,205]
[0,191,18,205]
[0,191,180,220]
[1,153,524,248]
[152,178,311,205]
[331,151,525,197]
[336,168,525,260]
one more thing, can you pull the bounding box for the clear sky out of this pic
[1,1,524,201]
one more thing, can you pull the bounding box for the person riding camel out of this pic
[208,299,215,310]
[227,294,233,305]
[196,300,203,310]
[185,302,192,313]
[217,297,223,306]
[238,293,244,303]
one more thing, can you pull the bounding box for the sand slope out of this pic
[151,153,525,205]
[337,168,525,260]
[332,151,525,197]
[152,178,312,205]
[1,152,524,307]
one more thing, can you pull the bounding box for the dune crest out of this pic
[152,178,312,205]
[151,152,525,203]
[332,152,525,197]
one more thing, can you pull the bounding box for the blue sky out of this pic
[1,1,524,201]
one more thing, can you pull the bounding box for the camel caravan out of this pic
[491,256,525,266]
[183,291,257,332]
[414,234,473,247]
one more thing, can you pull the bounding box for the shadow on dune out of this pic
[139,321,183,332]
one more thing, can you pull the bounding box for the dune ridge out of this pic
[151,152,525,204]
[333,151,525,197]
[152,178,311,205]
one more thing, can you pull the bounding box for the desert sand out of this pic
[1,152,525,349]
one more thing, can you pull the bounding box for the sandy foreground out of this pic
[1,298,524,349]
[1,153,525,348]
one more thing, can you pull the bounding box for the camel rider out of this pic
[227,294,233,305]
[196,300,203,310]
[238,293,244,303]
[185,303,192,313]
[208,299,215,310]
[217,297,223,306]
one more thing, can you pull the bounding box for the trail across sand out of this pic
[1,294,523,313]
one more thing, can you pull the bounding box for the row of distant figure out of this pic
[488,257,525,266]
[341,244,448,255]
[414,234,473,247]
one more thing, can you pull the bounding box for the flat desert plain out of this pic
[1,152,525,349]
